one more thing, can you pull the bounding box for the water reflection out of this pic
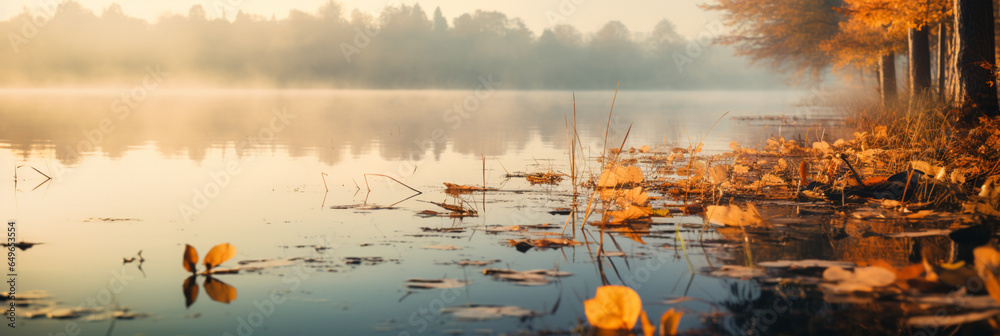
[0,89,827,166]
[2,89,856,335]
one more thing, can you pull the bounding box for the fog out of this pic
[1,1,787,89]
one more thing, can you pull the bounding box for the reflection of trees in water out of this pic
[1,91,802,166]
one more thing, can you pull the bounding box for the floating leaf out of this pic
[704,204,769,227]
[597,165,643,188]
[708,265,765,279]
[660,309,683,336]
[609,206,651,223]
[482,268,572,286]
[757,259,854,268]
[821,266,895,293]
[584,285,642,330]
[405,278,469,289]
[640,310,655,336]
[203,277,237,304]
[521,238,580,247]
[443,182,487,194]
[708,165,729,185]
[182,275,199,308]
[423,244,462,250]
[203,243,237,273]
[440,305,535,321]
[183,244,199,273]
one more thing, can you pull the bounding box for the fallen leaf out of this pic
[732,164,750,174]
[660,308,683,336]
[757,259,854,268]
[455,259,501,266]
[821,266,895,293]
[203,243,237,273]
[444,182,487,194]
[424,245,462,250]
[526,172,564,185]
[904,210,935,219]
[704,204,769,227]
[708,165,729,184]
[585,285,642,330]
[708,265,765,279]
[483,268,572,286]
[405,279,469,289]
[598,165,643,188]
[440,305,535,321]
[640,310,655,336]
[183,244,199,273]
[609,206,651,223]
[812,141,832,154]
[974,246,1000,305]
[508,238,581,249]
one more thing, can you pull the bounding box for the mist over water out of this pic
[0,1,787,89]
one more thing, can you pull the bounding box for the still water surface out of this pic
[1,90,835,335]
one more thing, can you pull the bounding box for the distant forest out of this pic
[0,1,787,89]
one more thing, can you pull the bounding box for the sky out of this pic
[0,0,719,38]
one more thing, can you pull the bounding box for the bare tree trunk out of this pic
[909,27,933,98]
[955,0,1000,124]
[937,23,949,102]
[880,51,897,105]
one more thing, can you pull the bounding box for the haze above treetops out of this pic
[0,0,787,90]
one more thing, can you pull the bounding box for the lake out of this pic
[2,89,853,335]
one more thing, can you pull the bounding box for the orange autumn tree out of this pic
[842,0,951,98]
[820,7,905,104]
[700,0,844,82]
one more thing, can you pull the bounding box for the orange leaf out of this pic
[896,264,925,281]
[640,310,655,336]
[183,244,199,273]
[659,308,683,336]
[584,285,642,330]
[203,243,237,272]
[974,246,1000,304]
[182,275,199,308]
[203,276,238,304]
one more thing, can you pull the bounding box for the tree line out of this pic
[703,0,1000,125]
[0,1,786,90]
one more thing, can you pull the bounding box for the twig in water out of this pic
[363,173,421,194]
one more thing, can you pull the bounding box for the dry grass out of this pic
[840,96,952,176]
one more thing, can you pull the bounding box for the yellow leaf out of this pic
[597,165,643,188]
[203,243,237,272]
[183,244,199,273]
[640,310,655,336]
[974,246,1000,305]
[203,276,238,304]
[584,285,642,330]
[659,308,683,336]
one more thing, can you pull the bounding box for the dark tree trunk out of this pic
[909,27,933,98]
[880,51,897,105]
[938,22,949,102]
[954,0,1000,123]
